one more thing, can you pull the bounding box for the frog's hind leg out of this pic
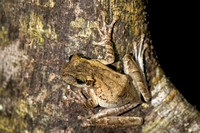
[81,102,143,127]
[82,116,143,127]
[123,54,150,102]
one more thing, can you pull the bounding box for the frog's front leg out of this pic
[81,102,143,127]
[66,85,98,109]
[81,87,99,108]
[93,11,119,65]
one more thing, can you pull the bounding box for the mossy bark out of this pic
[0,0,199,133]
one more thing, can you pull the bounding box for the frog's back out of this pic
[89,59,140,108]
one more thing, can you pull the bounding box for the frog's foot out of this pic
[78,112,94,127]
[133,34,148,73]
[65,85,92,106]
[79,118,91,127]
[64,85,82,104]
[93,11,119,46]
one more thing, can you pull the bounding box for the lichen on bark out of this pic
[20,11,57,46]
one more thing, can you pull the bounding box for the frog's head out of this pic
[61,55,94,87]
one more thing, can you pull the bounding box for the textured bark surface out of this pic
[0,0,199,133]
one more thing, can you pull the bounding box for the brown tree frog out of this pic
[61,11,150,127]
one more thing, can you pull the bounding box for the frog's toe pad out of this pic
[80,119,91,127]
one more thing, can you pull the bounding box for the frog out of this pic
[60,11,151,127]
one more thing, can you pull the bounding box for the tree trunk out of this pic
[0,0,199,133]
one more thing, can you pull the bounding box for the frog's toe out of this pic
[77,114,91,121]
[80,119,91,127]
[77,115,84,120]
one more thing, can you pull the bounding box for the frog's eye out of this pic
[76,78,85,84]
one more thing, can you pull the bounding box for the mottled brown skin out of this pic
[61,11,150,127]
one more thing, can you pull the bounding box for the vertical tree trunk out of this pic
[0,0,199,133]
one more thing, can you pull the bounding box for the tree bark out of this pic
[0,0,199,133]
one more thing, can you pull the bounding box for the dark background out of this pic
[146,1,199,110]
